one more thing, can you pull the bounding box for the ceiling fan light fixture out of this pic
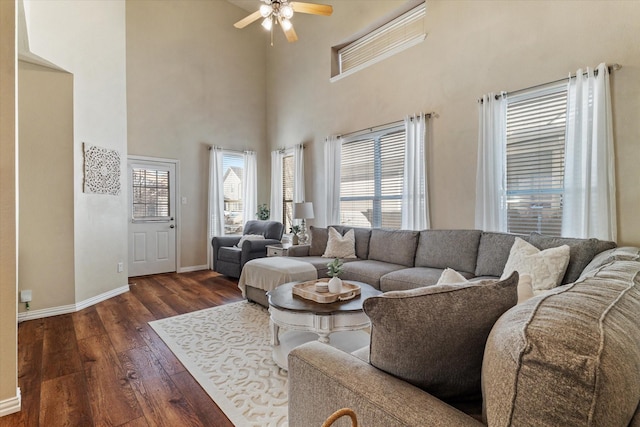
[261,17,273,31]
[259,4,272,18]
[281,18,292,31]
[281,4,294,19]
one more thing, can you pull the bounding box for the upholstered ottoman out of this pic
[238,257,317,307]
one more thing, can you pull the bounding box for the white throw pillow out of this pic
[441,267,535,305]
[500,237,570,293]
[436,268,468,284]
[236,234,265,248]
[322,227,357,259]
[517,274,534,303]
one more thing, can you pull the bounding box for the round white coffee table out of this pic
[266,280,381,370]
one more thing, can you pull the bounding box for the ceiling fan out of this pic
[234,1,333,43]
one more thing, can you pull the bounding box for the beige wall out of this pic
[0,0,18,413]
[22,0,128,302]
[126,0,268,268]
[265,0,640,246]
[18,61,75,312]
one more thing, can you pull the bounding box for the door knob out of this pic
[170,225,175,229]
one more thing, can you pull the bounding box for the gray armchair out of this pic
[211,220,284,278]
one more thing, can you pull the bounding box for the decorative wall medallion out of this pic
[83,143,121,195]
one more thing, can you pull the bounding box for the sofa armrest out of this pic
[287,244,310,257]
[211,236,242,271]
[212,235,241,248]
[242,238,281,253]
[288,342,483,427]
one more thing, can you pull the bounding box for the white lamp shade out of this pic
[293,202,314,219]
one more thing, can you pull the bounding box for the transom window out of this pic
[340,126,405,229]
[505,83,567,236]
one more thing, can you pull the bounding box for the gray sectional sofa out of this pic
[287,226,617,291]
[288,243,640,426]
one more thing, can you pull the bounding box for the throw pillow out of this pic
[528,232,600,285]
[364,272,519,403]
[322,227,357,259]
[309,226,329,256]
[236,234,265,248]
[517,274,534,303]
[501,237,570,293]
[436,267,469,285]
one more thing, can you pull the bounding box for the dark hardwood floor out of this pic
[0,270,244,427]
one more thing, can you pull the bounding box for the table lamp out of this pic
[293,202,314,245]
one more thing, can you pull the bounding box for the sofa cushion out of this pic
[528,232,602,285]
[415,230,482,274]
[243,220,284,240]
[290,256,358,278]
[483,260,640,426]
[475,232,528,277]
[309,226,328,256]
[341,260,407,289]
[368,229,419,267]
[364,272,518,403]
[380,267,469,292]
[217,246,242,263]
[323,227,357,259]
[501,237,570,294]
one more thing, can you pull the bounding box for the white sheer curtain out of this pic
[401,113,430,230]
[242,151,257,225]
[208,147,225,269]
[475,92,508,232]
[562,63,617,240]
[324,135,342,226]
[269,150,283,222]
[293,144,305,203]
[293,144,305,225]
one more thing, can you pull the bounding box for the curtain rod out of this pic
[207,146,253,154]
[337,112,436,139]
[478,63,622,103]
[276,143,306,154]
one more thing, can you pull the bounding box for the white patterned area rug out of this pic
[149,301,288,426]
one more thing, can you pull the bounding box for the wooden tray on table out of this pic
[292,278,361,303]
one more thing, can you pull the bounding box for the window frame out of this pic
[282,153,294,232]
[331,2,426,81]
[504,82,568,236]
[340,124,405,229]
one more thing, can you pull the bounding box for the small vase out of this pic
[328,277,342,293]
[292,235,299,245]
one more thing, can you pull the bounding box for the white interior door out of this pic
[128,159,177,277]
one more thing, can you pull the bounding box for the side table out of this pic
[266,244,290,257]
[267,280,382,370]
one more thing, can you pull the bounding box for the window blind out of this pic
[338,3,426,77]
[282,155,294,232]
[340,128,405,229]
[505,85,567,236]
[132,168,170,218]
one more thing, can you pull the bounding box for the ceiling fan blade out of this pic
[234,10,262,29]
[291,2,333,16]
[279,18,299,42]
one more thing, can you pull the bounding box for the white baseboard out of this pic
[17,285,130,323]
[177,264,209,273]
[75,285,130,311]
[0,388,21,417]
